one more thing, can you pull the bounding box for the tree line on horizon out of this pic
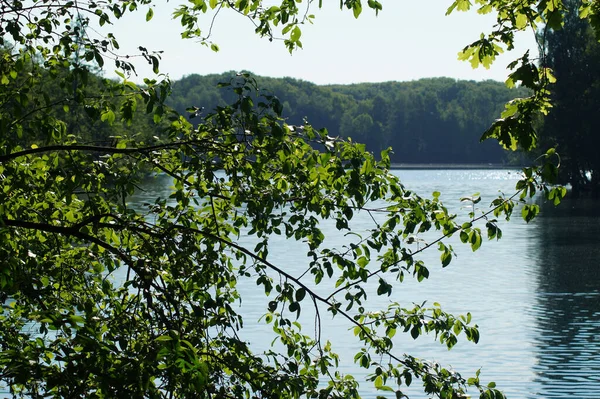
[2,56,528,166]
[168,73,530,165]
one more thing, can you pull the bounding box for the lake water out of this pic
[5,169,599,398]
[217,169,600,399]
[385,170,600,399]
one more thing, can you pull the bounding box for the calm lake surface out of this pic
[379,170,600,399]
[6,169,597,399]
[131,169,600,399]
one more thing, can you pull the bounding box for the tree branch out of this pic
[0,141,211,163]
[325,187,526,301]
[177,224,412,369]
[2,217,176,328]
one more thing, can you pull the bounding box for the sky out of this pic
[95,1,540,85]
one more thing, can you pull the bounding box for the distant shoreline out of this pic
[389,163,523,170]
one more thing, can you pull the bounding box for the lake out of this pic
[6,169,599,398]
[380,170,600,399]
[218,168,599,399]
[131,168,600,398]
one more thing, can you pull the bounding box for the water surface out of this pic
[6,169,600,399]
[230,169,600,398]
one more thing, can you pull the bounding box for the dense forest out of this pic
[169,73,530,164]
[10,62,529,165]
[1,60,165,148]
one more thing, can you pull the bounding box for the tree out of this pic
[538,0,600,196]
[0,0,572,398]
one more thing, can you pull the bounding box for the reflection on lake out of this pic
[395,171,600,399]
[531,198,600,398]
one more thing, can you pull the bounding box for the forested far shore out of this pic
[168,73,530,165]
[6,62,530,166]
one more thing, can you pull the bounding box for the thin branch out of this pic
[202,2,224,42]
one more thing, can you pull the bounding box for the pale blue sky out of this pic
[98,1,540,84]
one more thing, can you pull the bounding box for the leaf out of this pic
[289,301,300,315]
[469,230,482,251]
[440,248,452,267]
[352,1,362,18]
[146,7,154,21]
[546,9,563,30]
[410,326,420,339]
[94,50,104,68]
[446,0,471,15]
[367,0,382,14]
[357,256,368,268]
[68,315,84,324]
[100,109,115,125]
[374,375,383,388]
[404,372,412,386]
[515,12,528,29]
[290,26,301,42]
[268,301,278,312]
[295,288,306,302]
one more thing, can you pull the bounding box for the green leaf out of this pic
[68,315,84,324]
[515,12,528,29]
[268,301,278,312]
[100,109,115,125]
[357,256,368,268]
[352,1,362,18]
[290,26,301,42]
[410,326,420,339]
[374,375,383,388]
[469,230,482,251]
[295,288,306,302]
[146,7,154,21]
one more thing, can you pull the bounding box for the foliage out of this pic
[537,0,600,195]
[170,74,529,164]
[0,0,576,398]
